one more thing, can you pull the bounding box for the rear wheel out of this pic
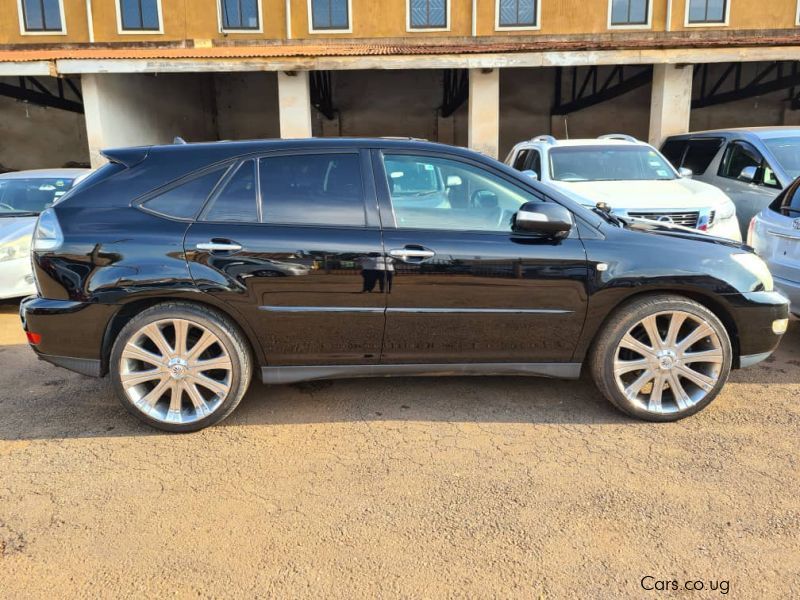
[590,295,732,421]
[110,302,252,432]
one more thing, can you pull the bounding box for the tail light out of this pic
[746,216,757,247]
[33,208,63,252]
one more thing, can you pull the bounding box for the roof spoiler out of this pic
[100,146,150,168]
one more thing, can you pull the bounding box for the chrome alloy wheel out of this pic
[613,311,724,415]
[119,319,233,425]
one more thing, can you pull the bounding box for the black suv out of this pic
[20,139,789,432]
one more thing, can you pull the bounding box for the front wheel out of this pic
[110,302,252,432]
[590,295,733,422]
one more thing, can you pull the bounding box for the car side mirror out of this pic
[513,201,573,239]
[739,166,757,183]
[678,167,693,179]
[446,175,463,187]
[521,169,540,181]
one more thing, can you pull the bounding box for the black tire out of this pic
[589,294,733,422]
[110,302,252,432]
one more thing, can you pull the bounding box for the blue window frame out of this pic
[610,0,649,26]
[21,0,63,32]
[409,0,447,29]
[687,0,727,24]
[221,0,260,30]
[311,0,350,30]
[498,0,537,28]
[119,0,160,31]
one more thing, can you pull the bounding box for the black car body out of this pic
[20,138,790,431]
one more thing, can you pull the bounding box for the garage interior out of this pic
[2,61,800,171]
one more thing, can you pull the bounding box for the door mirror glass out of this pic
[513,201,573,239]
[678,167,693,179]
[739,165,757,183]
[521,169,540,180]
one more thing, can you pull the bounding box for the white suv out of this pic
[505,135,742,241]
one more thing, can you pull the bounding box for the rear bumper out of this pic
[773,275,800,316]
[20,296,114,377]
[726,290,790,368]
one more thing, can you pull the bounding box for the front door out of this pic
[185,149,386,366]
[372,150,589,364]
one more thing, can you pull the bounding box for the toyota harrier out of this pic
[20,139,789,432]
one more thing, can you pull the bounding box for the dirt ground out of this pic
[0,300,798,599]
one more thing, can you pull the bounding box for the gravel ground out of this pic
[0,300,798,598]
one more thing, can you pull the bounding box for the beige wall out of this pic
[3,0,800,45]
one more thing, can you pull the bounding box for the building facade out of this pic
[1,0,800,169]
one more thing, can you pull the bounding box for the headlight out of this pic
[732,253,774,292]
[717,202,736,221]
[0,235,32,263]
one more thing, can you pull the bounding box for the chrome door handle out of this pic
[196,241,243,252]
[389,248,435,261]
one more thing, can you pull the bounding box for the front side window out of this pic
[383,154,539,232]
[259,153,366,226]
[498,0,538,28]
[201,161,259,223]
[610,0,649,26]
[687,0,727,24]
[311,0,350,30]
[142,168,228,220]
[20,0,63,32]
[409,0,447,29]
[0,178,75,215]
[719,141,766,183]
[119,0,161,31]
[221,0,260,30]
[549,146,676,182]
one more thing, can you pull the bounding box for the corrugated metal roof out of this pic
[1,34,800,63]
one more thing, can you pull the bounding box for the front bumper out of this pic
[726,290,790,368]
[20,296,116,377]
[0,257,36,300]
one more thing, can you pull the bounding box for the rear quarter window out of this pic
[142,167,228,220]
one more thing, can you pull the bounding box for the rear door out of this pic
[184,149,386,366]
[373,149,589,365]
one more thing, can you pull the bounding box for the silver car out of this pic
[749,177,800,316]
[0,169,90,300]
[662,128,800,238]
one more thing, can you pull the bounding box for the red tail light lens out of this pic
[747,217,757,246]
[26,332,41,345]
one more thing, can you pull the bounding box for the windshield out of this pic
[0,177,76,216]
[550,146,677,182]
[384,157,445,195]
[764,137,800,181]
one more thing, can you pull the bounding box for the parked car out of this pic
[748,176,800,316]
[0,169,90,300]
[505,135,742,241]
[20,139,788,432]
[661,128,800,237]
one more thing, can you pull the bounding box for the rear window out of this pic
[660,139,688,168]
[682,139,723,175]
[142,167,228,220]
[769,179,800,216]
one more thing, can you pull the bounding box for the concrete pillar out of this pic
[468,68,500,158]
[278,71,313,139]
[649,64,694,148]
[82,73,217,168]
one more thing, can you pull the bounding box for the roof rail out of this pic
[530,135,557,144]
[599,133,638,143]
